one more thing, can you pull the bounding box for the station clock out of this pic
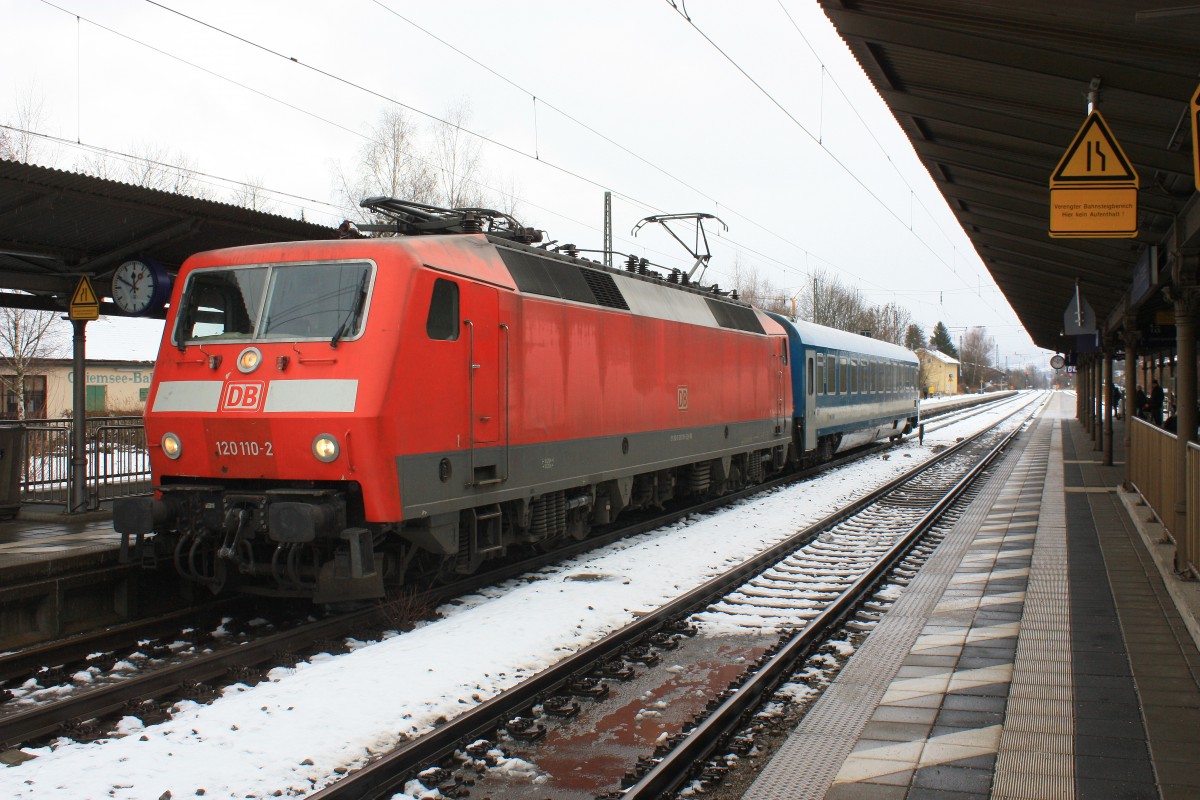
[111,259,172,316]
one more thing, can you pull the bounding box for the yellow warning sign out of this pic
[1051,111,1138,184]
[1049,110,1139,238]
[1049,186,1138,238]
[1192,83,1200,192]
[69,276,100,321]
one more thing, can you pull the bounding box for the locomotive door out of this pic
[461,282,506,483]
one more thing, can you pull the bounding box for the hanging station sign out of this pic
[1049,110,1139,238]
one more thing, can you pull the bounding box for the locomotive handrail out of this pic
[500,322,511,485]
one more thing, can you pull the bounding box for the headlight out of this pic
[312,434,339,462]
[162,432,182,460]
[237,347,262,373]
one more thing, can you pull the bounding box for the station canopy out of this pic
[0,159,335,316]
[819,0,1200,353]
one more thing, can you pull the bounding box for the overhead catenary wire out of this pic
[661,0,1004,315]
[27,0,1018,341]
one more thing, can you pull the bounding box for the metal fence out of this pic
[18,416,150,510]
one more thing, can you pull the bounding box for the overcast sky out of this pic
[2,0,1046,367]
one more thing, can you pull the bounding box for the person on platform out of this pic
[1134,385,1147,420]
[1150,380,1165,426]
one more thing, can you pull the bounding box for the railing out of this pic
[1129,417,1177,534]
[1129,416,1200,579]
[1188,443,1200,579]
[16,417,150,510]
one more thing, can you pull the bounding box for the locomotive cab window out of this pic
[426,278,460,341]
[174,261,373,344]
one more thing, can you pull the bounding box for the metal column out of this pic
[70,319,88,512]
[1123,321,1139,489]
[1103,346,1114,466]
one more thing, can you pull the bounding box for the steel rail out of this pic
[0,600,244,684]
[619,395,1045,797]
[305,393,1044,800]
[0,421,911,749]
[0,604,381,748]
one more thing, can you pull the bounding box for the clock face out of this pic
[1050,354,1066,370]
[112,260,165,315]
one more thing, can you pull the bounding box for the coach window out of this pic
[806,354,814,395]
[816,354,825,394]
[426,278,459,340]
[840,355,848,394]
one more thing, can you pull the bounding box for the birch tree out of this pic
[0,303,65,419]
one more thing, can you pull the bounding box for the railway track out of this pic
[303,392,1046,799]
[0,392,1029,789]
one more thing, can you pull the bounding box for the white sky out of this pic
[0,393,1039,799]
[2,0,1047,367]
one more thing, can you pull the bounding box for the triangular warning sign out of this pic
[69,275,100,320]
[1051,111,1139,184]
[71,276,98,307]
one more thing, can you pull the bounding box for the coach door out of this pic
[804,353,817,450]
[461,282,507,484]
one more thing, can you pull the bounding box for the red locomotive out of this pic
[116,201,793,601]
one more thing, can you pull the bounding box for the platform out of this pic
[742,391,1200,800]
[0,512,120,582]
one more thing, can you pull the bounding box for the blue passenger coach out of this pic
[767,314,921,461]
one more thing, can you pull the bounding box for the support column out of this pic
[1123,320,1140,489]
[71,320,88,513]
[1095,354,1105,451]
[1173,299,1197,564]
[1103,345,1114,466]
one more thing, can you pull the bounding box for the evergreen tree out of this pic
[904,323,926,351]
[930,321,959,358]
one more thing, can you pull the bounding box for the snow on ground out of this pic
[0,392,1045,800]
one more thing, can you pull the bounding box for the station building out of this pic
[916,348,959,397]
[1,359,154,419]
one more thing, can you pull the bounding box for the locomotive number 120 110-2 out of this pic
[215,440,275,457]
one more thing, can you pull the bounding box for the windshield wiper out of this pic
[331,271,370,349]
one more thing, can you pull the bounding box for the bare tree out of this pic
[958,326,993,391]
[862,302,911,345]
[121,143,212,198]
[335,108,437,223]
[6,84,50,164]
[729,256,788,313]
[431,101,488,208]
[0,127,13,160]
[490,172,524,220]
[0,303,67,420]
[796,267,868,332]
[232,176,276,213]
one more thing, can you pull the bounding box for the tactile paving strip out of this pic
[741,420,1042,800]
[992,420,1074,800]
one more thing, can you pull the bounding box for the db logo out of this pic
[677,385,689,411]
[221,381,266,412]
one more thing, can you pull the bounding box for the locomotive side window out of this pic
[426,278,460,341]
